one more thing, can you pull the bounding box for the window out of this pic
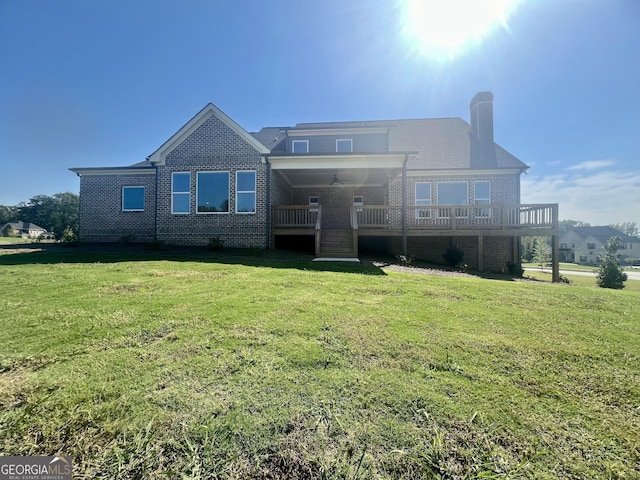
[579,255,587,262]
[415,182,431,218]
[560,243,568,249]
[236,171,256,213]
[353,195,363,213]
[474,181,490,217]
[122,186,144,211]
[172,172,191,214]
[336,139,353,153]
[197,172,229,213]
[587,243,596,249]
[437,181,468,217]
[292,140,309,153]
[309,196,319,213]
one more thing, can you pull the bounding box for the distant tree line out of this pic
[0,193,79,239]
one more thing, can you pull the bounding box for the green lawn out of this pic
[1,245,638,479]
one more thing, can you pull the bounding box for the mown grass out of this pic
[1,245,638,479]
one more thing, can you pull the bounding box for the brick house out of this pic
[70,92,560,278]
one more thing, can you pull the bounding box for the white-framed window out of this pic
[437,181,468,218]
[122,186,145,211]
[336,139,353,153]
[172,172,191,214]
[474,181,491,217]
[197,171,230,213]
[309,196,319,213]
[292,140,309,154]
[353,195,363,213]
[415,182,431,218]
[236,170,256,214]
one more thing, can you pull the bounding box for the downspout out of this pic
[265,155,271,249]
[152,161,158,241]
[402,153,408,257]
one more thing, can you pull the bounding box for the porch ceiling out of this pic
[269,154,405,188]
[274,167,399,188]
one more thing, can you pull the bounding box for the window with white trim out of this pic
[172,172,190,214]
[122,186,145,211]
[437,181,468,218]
[309,196,319,213]
[336,139,353,153]
[197,171,230,213]
[236,170,256,213]
[292,140,309,153]
[415,182,431,218]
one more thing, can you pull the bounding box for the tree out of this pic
[522,236,548,263]
[596,236,627,289]
[610,222,638,238]
[17,193,79,238]
[0,205,18,224]
[532,238,551,270]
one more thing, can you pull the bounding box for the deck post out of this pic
[402,154,408,256]
[552,234,560,282]
[478,235,484,271]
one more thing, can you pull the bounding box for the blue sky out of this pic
[1,0,638,226]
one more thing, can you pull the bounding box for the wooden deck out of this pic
[272,203,560,280]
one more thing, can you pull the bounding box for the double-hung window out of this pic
[437,181,468,218]
[236,171,256,213]
[474,181,491,218]
[197,171,230,213]
[172,172,191,214]
[415,182,432,218]
[122,186,145,211]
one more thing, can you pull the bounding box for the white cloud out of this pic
[522,168,640,226]
[567,159,616,171]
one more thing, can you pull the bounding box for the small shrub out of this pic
[207,237,224,251]
[507,261,524,277]
[443,247,464,268]
[597,236,627,289]
[61,227,78,246]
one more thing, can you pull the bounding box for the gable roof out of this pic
[569,226,638,243]
[3,221,46,231]
[147,103,270,164]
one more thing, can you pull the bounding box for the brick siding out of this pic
[78,174,156,242]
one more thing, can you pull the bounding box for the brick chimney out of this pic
[469,91,497,168]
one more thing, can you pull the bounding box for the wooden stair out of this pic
[319,229,357,258]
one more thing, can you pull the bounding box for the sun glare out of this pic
[401,0,518,59]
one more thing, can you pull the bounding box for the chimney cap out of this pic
[470,91,494,108]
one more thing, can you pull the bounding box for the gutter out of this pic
[264,155,271,249]
[402,153,408,256]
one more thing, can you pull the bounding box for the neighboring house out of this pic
[1,221,49,238]
[70,92,560,277]
[559,226,639,265]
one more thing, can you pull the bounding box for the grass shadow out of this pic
[0,243,387,275]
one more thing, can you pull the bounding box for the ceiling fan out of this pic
[330,174,346,185]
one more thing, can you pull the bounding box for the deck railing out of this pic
[272,205,322,230]
[353,204,558,231]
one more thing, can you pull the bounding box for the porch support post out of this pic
[513,236,519,264]
[402,154,408,256]
[552,234,560,282]
[478,235,484,271]
[265,156,271,249]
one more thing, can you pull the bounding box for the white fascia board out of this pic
[269,154,404,170]
[148,103,269,164]
[69,167,157,176]
[287,127,388,136]
[407,168,524,176]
